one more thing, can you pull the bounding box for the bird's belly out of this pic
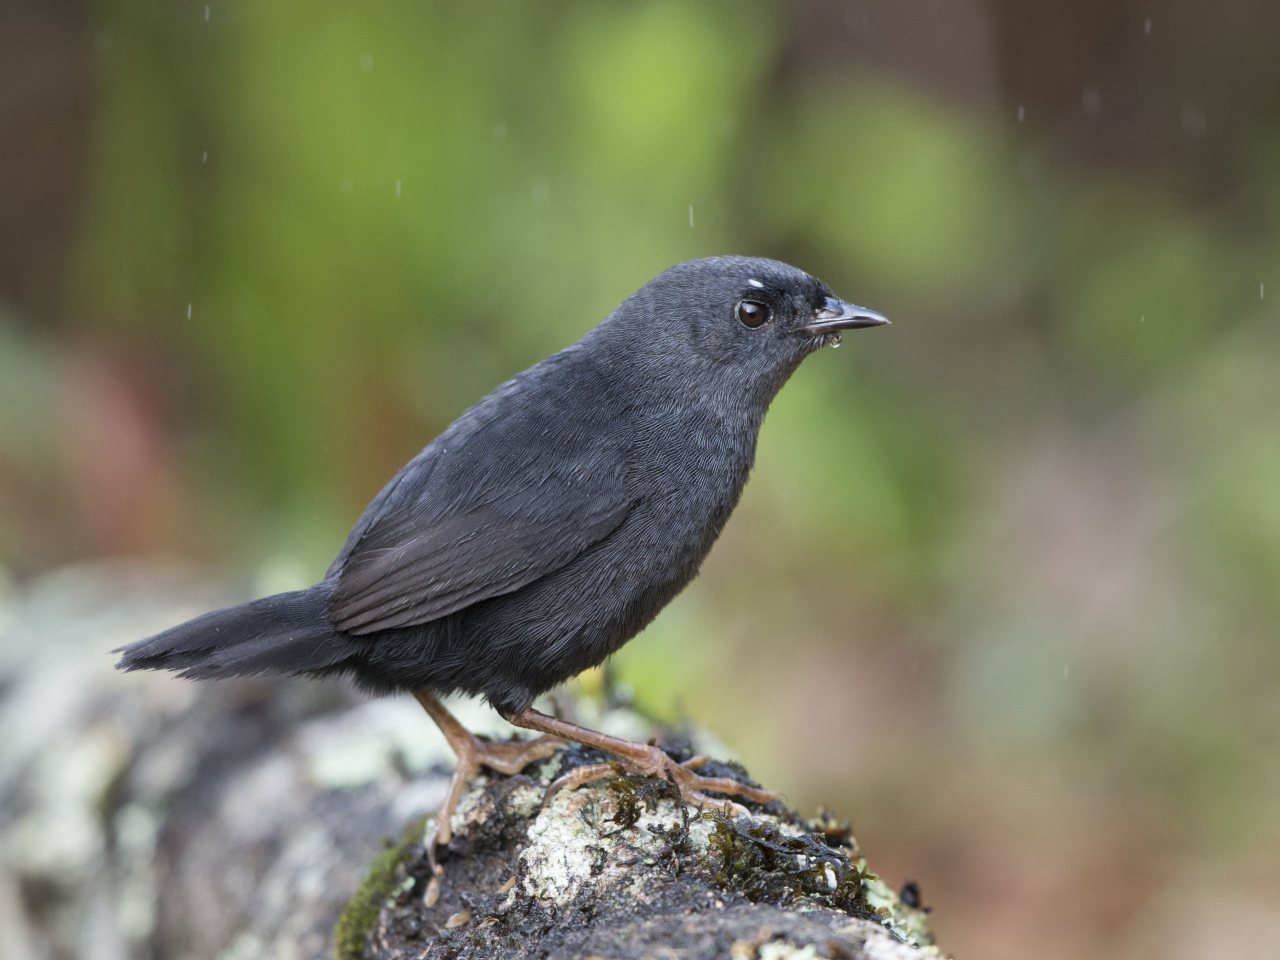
[454,488,735,705]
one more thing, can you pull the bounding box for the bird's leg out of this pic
[412,690,564,874]
[499,705,781,812]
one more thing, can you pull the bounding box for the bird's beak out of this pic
[802,297,890,334]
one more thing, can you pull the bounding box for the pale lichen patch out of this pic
[520,789,609,904]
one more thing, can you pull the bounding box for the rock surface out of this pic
[0,565,941,960]
[353,751,938,960]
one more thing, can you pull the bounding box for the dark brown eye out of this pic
[736,299,770,328]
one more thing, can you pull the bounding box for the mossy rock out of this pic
[337,745,939,960]
[334,818,426,960]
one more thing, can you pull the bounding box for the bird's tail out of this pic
[115,582,352,681]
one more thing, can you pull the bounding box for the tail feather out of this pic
[116,582,352,680]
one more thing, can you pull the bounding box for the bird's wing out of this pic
[327,418,632,635]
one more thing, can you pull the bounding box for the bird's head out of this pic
[610,256,888,403]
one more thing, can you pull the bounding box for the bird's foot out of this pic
[501,705,781,816]
[543,749,778,815]
[413,690,564,875]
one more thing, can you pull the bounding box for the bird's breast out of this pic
[623,405,758,556]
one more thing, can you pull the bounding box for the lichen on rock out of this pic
[348,738,939,960]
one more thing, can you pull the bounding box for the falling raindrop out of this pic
[1261,283,1265,300]
[688,205,694,228]
[395,179,401,197]
[1181,103,1208,139]
[205,6,210,22]
[1063,664,1069,679]
[187,303,192,319]
[202,151,208,163]
[1017,105,1025,122]
[1083,87,1101,118]
[1144,18,1152,35]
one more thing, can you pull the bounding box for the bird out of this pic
[116,255,888,870]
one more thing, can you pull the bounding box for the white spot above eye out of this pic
[748,279,764,288]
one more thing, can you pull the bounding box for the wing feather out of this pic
[328,417,631,635]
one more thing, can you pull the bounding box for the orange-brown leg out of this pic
[499,705,781,812]
[413,690,564,874]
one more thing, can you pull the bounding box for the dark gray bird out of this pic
[116,255,887,867]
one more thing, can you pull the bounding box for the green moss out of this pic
[700,808,875,921]
[603,768,694,871]
[604,766,680,829]
[333,818,425,960]
[809,810,933,947]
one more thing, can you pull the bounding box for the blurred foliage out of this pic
[769,77,1017,291]
[3,2,1280,956]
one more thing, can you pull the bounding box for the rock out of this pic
[0,565,941,960]
[349,753,937,960]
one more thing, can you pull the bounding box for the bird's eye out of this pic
[736,300,770,328]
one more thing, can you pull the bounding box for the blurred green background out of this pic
[3,1,1280,957]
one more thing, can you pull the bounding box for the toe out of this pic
[540,762,615,808]
[678,769,780,806]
